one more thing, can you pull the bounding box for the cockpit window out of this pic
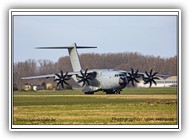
[119,74,125,77]
[115,74,125,77]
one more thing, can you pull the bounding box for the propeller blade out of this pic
[54,70,71,89]
[145,71,149,77]
[128,73,132,76]
[85,69,88,75]
[82,80,86,87]
[77,75,83,79]
[131,68,134,74]
[132,80,135,86]
[134,78,139,83]
[61,70,64,77]
[149,81,152,88]
[153,77,160,80]
[152,79,157,85]
[78,79,84,83]
[63,71,68,78]
[86,79,90,86]
[152,72,158,77]
[143,69,159,87]
[150,69,153,76]
[61,82,64,89]
[77,69,93,87]
[127,68,140,87]
[56,82,60,88]
[80,70,85,77]
[54,78,60,82]
[63,80,69,85]
[55,73,61,78]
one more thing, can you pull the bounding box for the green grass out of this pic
[13,95,175,106]
[14,89,83,95]
[122,87,177,95]
[14,87,177,95]
[12,87,178,125]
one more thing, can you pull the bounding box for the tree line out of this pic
[13,52,177,90]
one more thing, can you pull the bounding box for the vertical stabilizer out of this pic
[68,43,82,72]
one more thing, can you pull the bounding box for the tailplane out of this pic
[36,43,97,72]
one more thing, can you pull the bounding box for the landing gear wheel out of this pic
[84,92,94,94]
[105,90,120,94]
[106,90,114,94]
[114,90,121,94]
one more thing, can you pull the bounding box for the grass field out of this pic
[12,87,178,125]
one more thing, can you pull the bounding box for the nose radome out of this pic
[119,77,127,87]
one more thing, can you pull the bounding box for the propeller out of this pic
[77,69,93,87]
[127,68,141,86]
[54,70,71,89]
[143,69,159,88]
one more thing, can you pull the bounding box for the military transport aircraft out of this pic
[22,43,165,94]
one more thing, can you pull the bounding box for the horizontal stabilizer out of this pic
[35,43,97,72]
[36,46,97,49]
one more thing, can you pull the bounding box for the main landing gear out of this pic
[84,92,94,94]
[84,89,121,94]
[105,89,121,94]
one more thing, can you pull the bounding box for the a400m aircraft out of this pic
[22,43,164,94]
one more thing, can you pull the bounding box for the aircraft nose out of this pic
[119,77,127,87]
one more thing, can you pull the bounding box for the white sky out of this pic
[13,15,177,62]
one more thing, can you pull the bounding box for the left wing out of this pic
[22,69,97,89]
[22,69,97,80]
[22,74,56,80]
[22,71,78,80]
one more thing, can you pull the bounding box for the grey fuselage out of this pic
[74,69,128,93]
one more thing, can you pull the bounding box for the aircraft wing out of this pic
[22,74,56,80]
[22,70,97,80]
[22,71,77,80]
[154,74,169,79]
[137,72,169,79]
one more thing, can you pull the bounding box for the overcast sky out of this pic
[13,15,177,63]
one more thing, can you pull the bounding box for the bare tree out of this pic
[13,59,37,90]
[13,52,177,90]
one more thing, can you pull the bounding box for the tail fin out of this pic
[68,43,82,71]
[36,43,97,72]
